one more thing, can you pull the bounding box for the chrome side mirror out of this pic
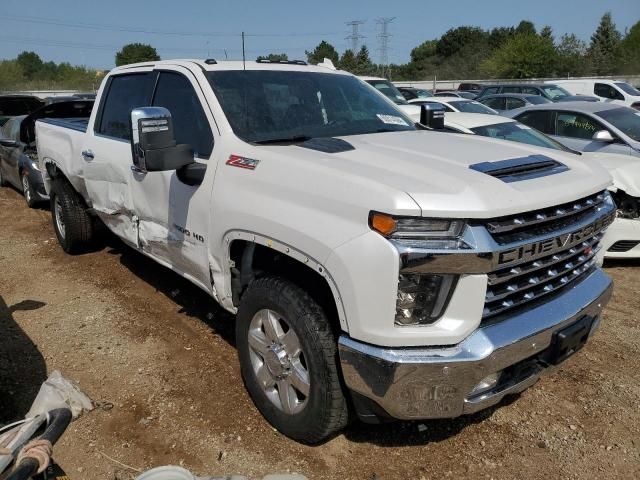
[130,107,194,173]
[592,130,614,143]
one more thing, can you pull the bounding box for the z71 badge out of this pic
[226,154,260,170]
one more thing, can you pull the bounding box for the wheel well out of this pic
[230,240,342,333]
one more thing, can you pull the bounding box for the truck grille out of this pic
[482,191,611,319]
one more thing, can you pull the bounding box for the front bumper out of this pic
[339,268,612,421]
[601,217,640,259]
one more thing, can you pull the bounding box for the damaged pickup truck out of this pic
[36,59,616,443]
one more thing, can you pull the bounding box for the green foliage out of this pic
[481,33,557,78]
[256,53,288,62]
[557,34,589,76]
[436,26,488,57]
[16,51,43,80]
[620,21,640,73]
[115,43,160,67]
[305,41,339,65]
[410,40,437,63]
[515,21,536,36]
[338,49,357,73]
[588,12,622,75]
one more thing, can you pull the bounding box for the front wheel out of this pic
[236,276,348,444]
[22,173,37,208]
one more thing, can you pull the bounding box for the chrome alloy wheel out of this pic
[22,174,31,203]
[54,196,66,239]
[247,308,310,414]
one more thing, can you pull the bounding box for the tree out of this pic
[338,49,357,73]
[305,40,338,65]
[115,43,160,67]
[620,21,640,73]
[482,33,557,78]
[488,27,515,50]
[436,26,487,57]
[355,45,375,75]
[540,26,554,42]
[557,33,588,76]
[16,51,43,80]
[588,12,622,74]
[410,40,437,63]
[515,20,536,36]
[256,53,288,62]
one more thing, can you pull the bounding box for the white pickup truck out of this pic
[36,59,616,443]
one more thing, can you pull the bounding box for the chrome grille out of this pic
[485,191,605,244]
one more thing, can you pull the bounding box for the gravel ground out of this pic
[1,185,639,480]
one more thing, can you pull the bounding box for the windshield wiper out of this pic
[253,135,312,145]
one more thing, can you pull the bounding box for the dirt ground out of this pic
[1,185,639,480]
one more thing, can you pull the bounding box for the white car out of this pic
[444,112,640,258]
[360,76,421,119]
[549,79,640,109]
[36,59,614,442]
[409,96,499,115]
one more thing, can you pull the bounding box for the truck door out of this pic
[129,68,217,290]
[82,71,156,247]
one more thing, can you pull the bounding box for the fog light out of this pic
[395,273,456,326]
[470,372,502,397]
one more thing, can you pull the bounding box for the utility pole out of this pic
[376,17,395,78]
[346,20,365,53]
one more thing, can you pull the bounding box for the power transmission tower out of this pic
[376,17,395,78]
[346,20,365,53]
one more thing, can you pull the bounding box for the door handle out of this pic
[81,150,94,160]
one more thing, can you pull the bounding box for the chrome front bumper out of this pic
[339,268,613,421]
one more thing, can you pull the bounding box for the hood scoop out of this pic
[298,137,355,154]
[469,154,568,183]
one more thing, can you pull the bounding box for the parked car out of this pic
[73,92,97,100]
[549,79,640,109]
[397,86,433,100]
[361,76,421,118]
[0,100,93,207]
[477,83,599,103]
[510,102,640,157]
[0,95,44,127]
[409,96,499,115]
[434,91,477,99]
[478,93,551,113]
[457,82,483,92]
[442,111,640,258]
[37,59,614,443]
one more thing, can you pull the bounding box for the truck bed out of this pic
[38,117,89,133]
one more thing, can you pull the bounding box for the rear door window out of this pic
[96,73,155,140]
[515,110,555,134]
[152,71,213,158]
[482,97,506,110]
[521,87,540,95]
[556,112,606,139]
[482,87,499,96]
[502,86,522,94]
[506,97,526,110]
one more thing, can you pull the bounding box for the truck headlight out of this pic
[369,212,468,249]
[395,273,457,325]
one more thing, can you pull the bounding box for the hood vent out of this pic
[298,137,355,154]
[469,154,568,183]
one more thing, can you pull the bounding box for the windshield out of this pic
[415,89,432,98]
[615,82,640,97]
[471,121,572,151]
[541,85,571,100]
[595,107,640,142]
[207,71,416,143]
[450,100,498,115]
[365,79,409,105]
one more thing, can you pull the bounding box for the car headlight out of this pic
[369,212,468,249]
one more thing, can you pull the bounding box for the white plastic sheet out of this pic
[26,370,93,419]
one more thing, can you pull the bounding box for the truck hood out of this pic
[581,151,640,197]
[258,130,612,218]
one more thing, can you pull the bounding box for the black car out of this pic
[0,100,94,207]
[476,84,599,103]
[397,86,433,100]
[0,95,44,127]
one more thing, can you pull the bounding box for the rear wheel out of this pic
[22,173,37,208]
[236,276,348,444]
[50,179,94,253]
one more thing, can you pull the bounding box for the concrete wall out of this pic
[394,75,640,91]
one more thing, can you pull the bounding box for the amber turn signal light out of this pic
[370,212,397,236]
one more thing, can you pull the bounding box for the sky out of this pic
[0,0,638,69]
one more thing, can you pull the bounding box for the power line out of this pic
[376,17,395,77]
[345,20,365,53]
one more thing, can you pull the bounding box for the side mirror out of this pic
[0,138,19,148]
[419,103,445,130]
[130,107,194,173]
[592,130,615,143]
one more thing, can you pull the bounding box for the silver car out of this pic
[509,102,640,157]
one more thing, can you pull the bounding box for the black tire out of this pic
[0,164,6,187]
[21,172,37,208]
[236,276,348,444]
[50,178,94,253]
